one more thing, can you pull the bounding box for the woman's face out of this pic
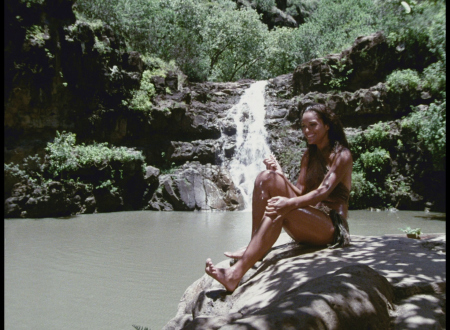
[301,111,330,147]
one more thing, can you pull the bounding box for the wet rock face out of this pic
[146,162,244,212]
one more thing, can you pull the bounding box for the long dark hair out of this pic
[300,103,349,193]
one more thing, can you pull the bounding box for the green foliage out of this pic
[359,147,390,173]
[386,69,421,94]
[349,139,392,209]
[127,70,156,112]
[202,4,270,81]
[401,99,446,169]
[422,61,446,96]
[123,57,183,113]
[398,226,422,236]
[295,0,381,60]
[348,122,390,158]
[25,25,46,47]
[93,35,112,54]
[74,0,383,81]
[4,162,28,183]
[385,176,411,205]
[4,154,52,196]
[326,58,354,90]
[95,179,118,194]
[73,0,445,84]
[264,26,303,76]
[364,121,390,146]
[255,0,276,11]
[349,171,385,209]
[45,131,145,178]
[347,132,364,156]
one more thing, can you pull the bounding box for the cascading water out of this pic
[224,80,272,210]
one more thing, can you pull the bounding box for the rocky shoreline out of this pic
[164,234,446,329]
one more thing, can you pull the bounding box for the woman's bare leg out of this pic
[224,170,296,259]
[210,171,335,291]
[206,206,334,292]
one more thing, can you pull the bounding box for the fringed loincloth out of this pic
[311,204,351,249]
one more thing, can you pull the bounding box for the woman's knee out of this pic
[255,170,278,186]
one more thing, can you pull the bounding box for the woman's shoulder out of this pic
[300,148,310,163]
[331,146,353,169]
[335,145,352,159]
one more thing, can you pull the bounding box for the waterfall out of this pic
[224,80,271,210]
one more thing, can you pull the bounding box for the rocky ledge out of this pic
[164,234,445,329]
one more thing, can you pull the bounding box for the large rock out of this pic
[147,162,244,211]
[167,140,219,165]
[292,31,435,95]
[164,234,446,329]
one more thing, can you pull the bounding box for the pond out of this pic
[4,210,445,330]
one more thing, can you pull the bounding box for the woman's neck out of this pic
[316,137,330,152]
[318,142,332,158]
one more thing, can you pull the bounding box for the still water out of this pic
[4,210,445,330]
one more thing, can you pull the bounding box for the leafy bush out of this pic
[45,131,146,178]
[295,0,381,60]
[349,171,384,209]
[25,25,46,47]
[325,59,354,90]
[347,132,364,156]
[95,179,118,193]
[4,154,50,198]
[386,69,421,94]
[359,147,391,173]
[73,0,387,82]
[255,0,276,12]
[358,147,391,192]
[398,226,422,236]
[202,4,270,81]
[422,61,446,96]
[401,99,446,169]
[385,176,411,207]
[364,121,390,146]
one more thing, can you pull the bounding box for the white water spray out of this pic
[225,81,271,210]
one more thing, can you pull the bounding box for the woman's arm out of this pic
[266,148,352,220]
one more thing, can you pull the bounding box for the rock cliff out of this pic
[163,234,446,329]
[4,0,445,217]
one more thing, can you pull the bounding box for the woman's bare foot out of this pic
[224,246,247,259]
[205,258,241,292]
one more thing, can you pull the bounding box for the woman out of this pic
[205,103,352,292]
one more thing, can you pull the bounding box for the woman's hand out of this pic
[265,196,294,223]
[263,154,283,175]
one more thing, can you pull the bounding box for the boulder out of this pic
[147,162,244,211]
[144,165,160,185]
[164,234,446,329]
[167,140,218,165]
